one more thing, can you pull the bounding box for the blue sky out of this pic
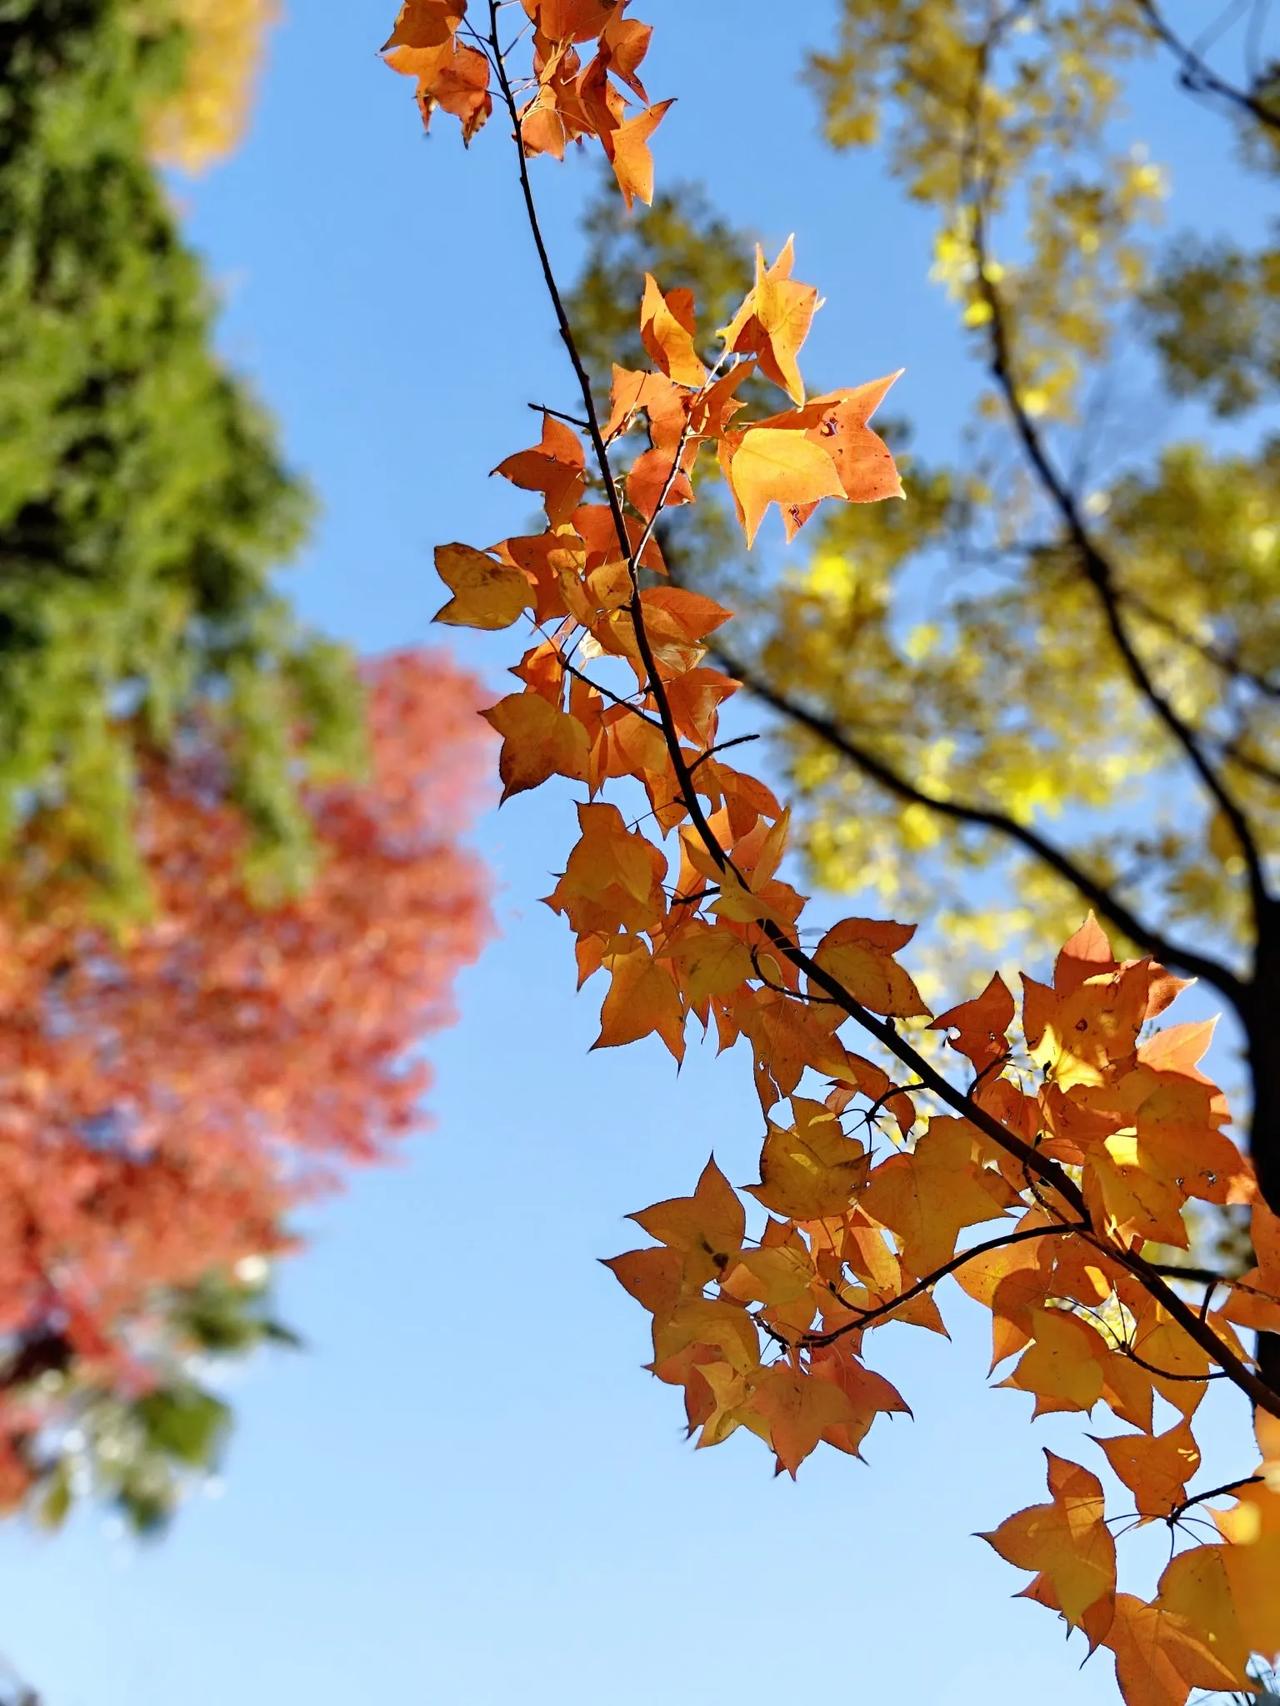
[0,4,1270,1702]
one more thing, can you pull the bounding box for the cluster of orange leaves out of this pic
[382,4,1280,1702]
[0,654,489,1503]
[383,0,670,204]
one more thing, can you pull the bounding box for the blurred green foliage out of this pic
[8,1268,298,1536]
[0,0,363,914]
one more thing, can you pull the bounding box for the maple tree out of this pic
[563,3,1280,1375]
[381,3,1280,1701]
[0,651,490,1530]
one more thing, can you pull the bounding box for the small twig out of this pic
[967,1050,1014,1096]
[857,1080,924,1131]
[1168,1472,1264,1525]
[1125,1346,1226,1383]
[530,619,666,729]
[528,402,592,430]
[1142,1264,1280,1309]
[686,733,761,778]
[802,1220,1085,1348]
[749,944,833,1003]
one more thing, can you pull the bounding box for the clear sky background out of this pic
[0,4,1269,1702]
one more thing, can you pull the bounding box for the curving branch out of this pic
[1134,0,1280,134]
[949,4,1273,942]
[798,1219,1084,1348]
[1114,583,1280,704]
[1168,1472,1265,1525]
[709,634,1250,1011]
[950,11,1280,1390]
[969,206,1272,936]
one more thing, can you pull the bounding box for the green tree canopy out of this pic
[0,0,361,912]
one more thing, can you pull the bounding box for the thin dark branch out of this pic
[712,639,1248,1010]
[1092,1236,1280,1414]
[749,944,827,1003]
[1146,1262,1280,1308]
[1168,1472,1264,1523]
[966,111,1271,934]
[800,1221,1085,1348]
[686,733,761,777]
[857,1079,923,1131]
[1124,1347,1227,1382]
[1144,1262,1237,1285]
[485,4,727,881]
[529,402,591,430]
[528,618,666,728]
[558,653,663,728]
[491,0,1089,1221]
[1134,0,1280,132]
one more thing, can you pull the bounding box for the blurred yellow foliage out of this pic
[148,0,278,170]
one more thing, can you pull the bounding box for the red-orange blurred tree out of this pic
[0,652,489,1529]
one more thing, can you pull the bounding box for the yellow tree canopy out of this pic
[146,0,279,170]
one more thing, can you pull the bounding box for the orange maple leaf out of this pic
[1102,1594,1242,1706]
[638,275,706,387]
[980,1452,1117,1645]
[719,238,820,404]
[747,1096,871,1221]
[721,425,844,549]
[433,542,533,629]
[482,691,591,800]
[594,935,686,1060]
[602,99,673,209]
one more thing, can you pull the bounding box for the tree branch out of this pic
[1099,1238,1280,1417]
[1116,582,1280,703]
[1169,1472,1265,1524]
[1134,0,1280,134]
[968,155,1271,938]
[539,634,665,730]
[710,636,1249,1011]
[1218,734,1280,792]
[799,1220,1084,1348]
